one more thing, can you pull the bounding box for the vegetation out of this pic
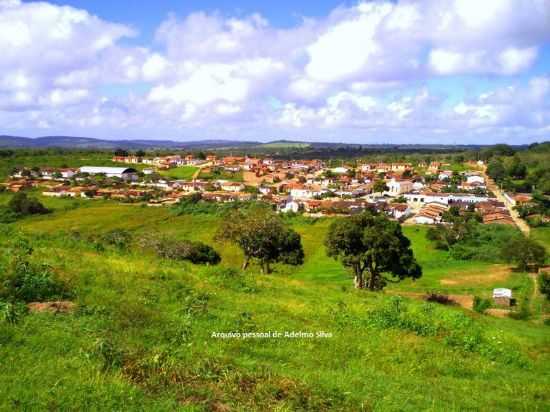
[217,206,304,273]
[0,146,549,410]
[502,238,547,272]
[326,210,421,290]
[539,272,550,300]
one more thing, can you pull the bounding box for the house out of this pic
[493,288,512,306]
[483,212,515,225]
[221,182,245,192]
[386,203,411,220]
[438,170,453,181]
[386,179,413,196]
[79,166,138,181]
[414,203,448,224]
[281,199,301,213]
[60,168,76,179]
[331,167,349,175]
[466,175,485,185]
[288,184,325,199]
[405,192,488,205]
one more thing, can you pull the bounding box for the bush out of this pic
[101,229,133,250]
[0,300,28,324]
[473,296,492,313]
[539,272,550,300]
[7,192,50,216]
[2,258,71,303]
[140,235,220,265]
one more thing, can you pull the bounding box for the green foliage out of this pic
[473,296,492,313]
[326,210,421,290]
[539,272,550,300]
[373,179,388,193]
[1,238,71,303]
[501,237,547,272]
[0,300,28,324]
[101,229,133,250]
[217,206,304,273]
[3,192,50,219]
[139,234,220,265]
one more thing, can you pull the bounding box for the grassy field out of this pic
[0,151,125,179]
[159,166,199,180]
[0,196,549,410]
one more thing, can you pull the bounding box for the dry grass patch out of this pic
[440,265,511,286]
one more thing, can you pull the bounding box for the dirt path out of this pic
[193,162,212,180]
[482,168,530,235]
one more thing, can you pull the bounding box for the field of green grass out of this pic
[1,195,549,410]
[159,166,199,180]
[0,151,125,179]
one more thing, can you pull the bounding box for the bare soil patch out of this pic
[389,291,474,310]
[27,301,76,314]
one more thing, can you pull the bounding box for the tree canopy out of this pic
[325,210,421,290]
[501,238,547,272]
[216,206,304,273]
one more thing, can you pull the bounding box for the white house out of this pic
[386,179,413,196]
[466,175,485,185]
[405,192,488,205]
[331,167,349,175]
[60,169,76,179]
[221,182,245,192]
[281,199,300,213]
[289,185,325,199]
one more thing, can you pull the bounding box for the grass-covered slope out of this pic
[0,201,549,411]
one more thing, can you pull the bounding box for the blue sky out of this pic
[1,0,549,144]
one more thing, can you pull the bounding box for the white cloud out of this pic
[0,0,549,143]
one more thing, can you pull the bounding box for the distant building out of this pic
[79,166,138,180]
[387,178,413,196]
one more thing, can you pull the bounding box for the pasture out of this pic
[0,197,548,410]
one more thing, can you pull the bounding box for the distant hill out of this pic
[0,135,262,150]
[0,135,538,151]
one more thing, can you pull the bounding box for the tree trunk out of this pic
[367,270,378,290]
[241,256,249,271]
[265,262,272,274]
[353,266,364,289]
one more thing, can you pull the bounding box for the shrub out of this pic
[539,272,550,300]
[7,192,50,216]
[473,296,492,313]
[2,258,71,303]
[140,235,220,265]
[101,229,133,250]
[0,300,28,324]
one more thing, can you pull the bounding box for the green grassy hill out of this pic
[0,198,549,410]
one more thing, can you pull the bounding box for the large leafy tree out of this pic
[216,206,304,273]
[325,211,421,290]
[502,238,546,272]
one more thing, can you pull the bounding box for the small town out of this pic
[3,152,530,228]
[1,0,549,410]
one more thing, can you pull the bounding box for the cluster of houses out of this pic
[0,156,524,227]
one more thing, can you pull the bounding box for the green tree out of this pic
[325,211,421,290]
[487,159,506,182]
[216,206,304,273]
[7,193,49,216]
[502,238,546,272]
[372,180,388,195]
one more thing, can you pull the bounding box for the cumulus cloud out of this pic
[0,0,549,143]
